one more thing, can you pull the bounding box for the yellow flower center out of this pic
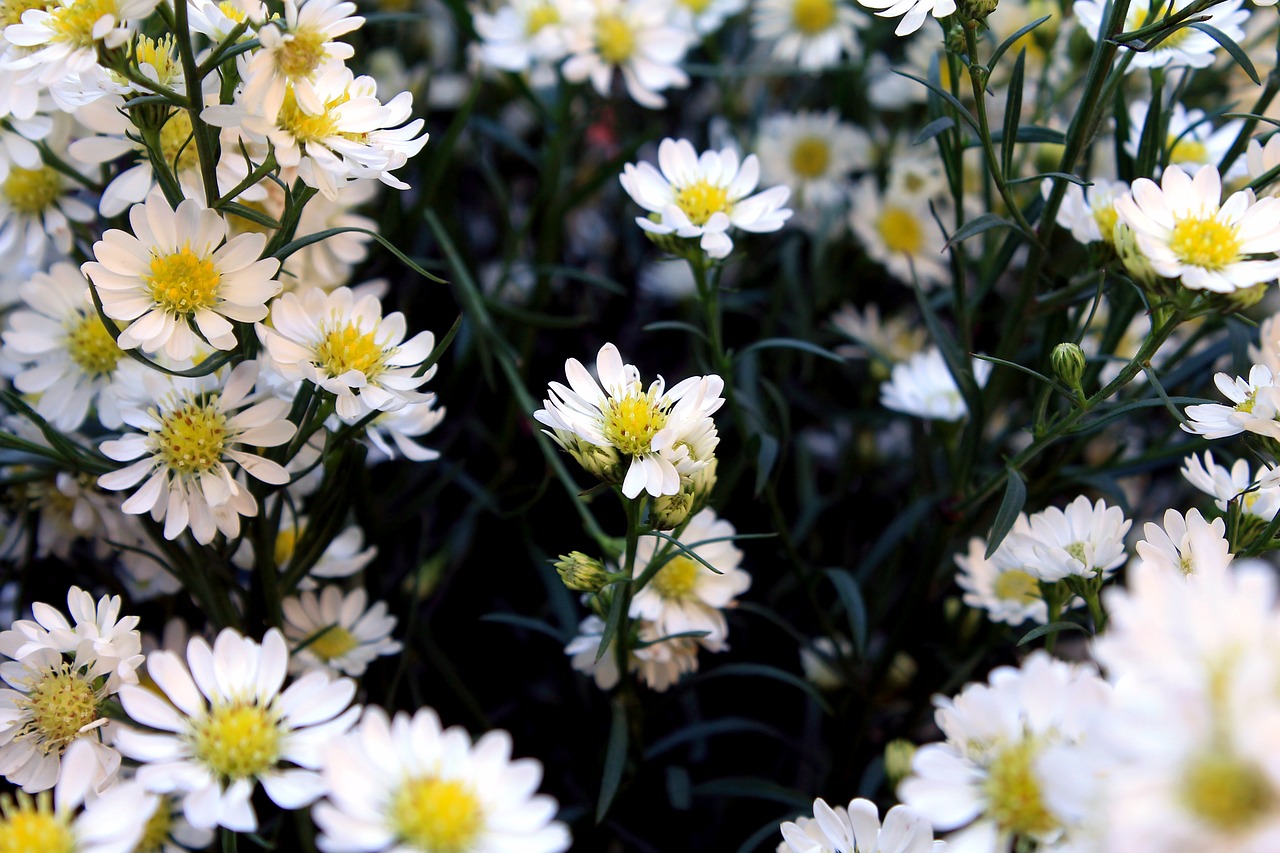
[217,0,245,20]
[133,34,181,85]
[48,0,118,47]
[390,777,485,853]
[14,663,100,754]
[1181,752,1274,830]
[65,313,121,378]
[1236,393,1257,415]
[525,2,559,34]
[308,625,359,662]
[191,702,282,780]
[680,0,713,13]
[601,391,668,456]
[275,27,329,80]
[1092,203,1118,245]
[0,0,48,28]
[1170,217,1241,271]
[791,0,836,34]
[154,398,228,475]
[789,137,831,179]
[651,554,700,600]
[136,800,174,853]
[147,246,222,315]
[992,570,1039,606]
[3,166,61,215]
[159,110,199,174]
[595,14,635,64]
[984,739,1058,838]
[315,321,387,378]
[1065,541,1088,566]
[274,522,300,566]
[1168,135,1208,165]
[278,86,343,143]
[0,797,74,853]
[877,206,925,254]
[675,180,730,227]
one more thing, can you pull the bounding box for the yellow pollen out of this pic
[1237,394,1257,415]
[191,702,282,780]
[146,246,221,315]
[278,86,340,143]
[1181,752,1274,830]
[48,0,119,47]
[2,166,61,215]
[65,313,121,377]
[154,398,228,475]
[651,555,701,600]
[1170,217,1240,271]
[391,777,484,853]
[158,110,199,174]
[992,570,1039,606]
[1092,204,1118,244]
[984,739,1058,838]
[0,0,48,27]
[791,0,836,34]
[1168,135,1208,165]
[132,34,180,85]
[789,137,831,179]
[275,27,329,80]
[217,0,245,19]
[136,801,174,853]
[525,2,559,34]
[675,180,730,227]
[680,0,713,13]
[315,322,386,378]
[601,392,668,456]
[877,207,925,254]
[307,625,360,662]
[595,14,635,64]
[14,664,100,754]
[0,796,74,853]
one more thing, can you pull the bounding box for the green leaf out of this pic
[973,353,1058,387]
[644,718,791,760]
[737,337,846,364]
[893,70,981,134]
[1190,22,1259,84]
[985,468,1027,558]
[479,612,569,642]
[692,777,813,809]
[945,213,1014,248]
[989,14,1052,67]
[754,433,779,497]
[1006,171,1091,187]
[857,495,938,581]
[691,663,833,715]
[825,568,868,657]
[1001,50,1026,177]
[913,116,956,145]
[272,226,447,284]
[1017,620,1089,646]
[594,587,627,664]
[643,320,710,343]
[596,699,629,823]
[984,126,1067,145]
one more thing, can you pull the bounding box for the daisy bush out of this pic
[4,0,1280,846]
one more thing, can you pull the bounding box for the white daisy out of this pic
[312,705,571,853]
[240,0,364,121]
[259,285,437,423]
[854,0,953,35]
[359,397,446,462]
[2,0,160,87]
[779,798,943,853]
[97,360,295,544]
[130,792,216,853]
[565,614,701,692]
[1246,134,1280,198]
[620,137,792,260]
[1181,450,1280,520]
[473,0,569,73]
[849,177,949,288]
[282,586,401,678]
[755,111,869,211]
[187,0,262,42]
[82,192,281,361]
[1,262,125,431]
[115,627,359,833]
[560,0,692,110]
[630,508,750,650]
[830,302,927,364]
[1050,177,1127,247]
[998,495,1131,582]
[879,347,992,422]
[751,0,863,70]
[1074,0,1249,70]
[1182,364,1280,440]
[671,0,746,35]
[0,156,94,268]
[954,536,1047,626]
[2,586,143,684]
[1115,163,1280,293]
[533,342,724,499]
[1126,100,1243,174]
[1134,507,1232,576]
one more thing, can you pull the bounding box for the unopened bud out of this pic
[945,24,967,54]
[959,0,998,23]
[689,457,718,513]
[884,739,918,789]
[1112,221,1160,289]
[1222,282,1269,313]
[1051,342,1087,391]
[650,489,693,531]
[557,431,624,485]
[555,552,611,593]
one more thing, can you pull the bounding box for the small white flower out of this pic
[1182,364,1280,440]
[751,0,864,70]
[879,347,991,422]
[755,110,869,211]
[830,302,927,363]
[854,0,953,35]
[561,0,692,109]
[1115,163,1280,293]
[620,137,792,259]
[282,586,401,677]
[849,177,949,288]
[1050,177,1127,246]
[1181,450,1280,520]
[3,0,161,88]
[1074,0,1249,70]
[360,398,446,463]
[313,706,571,853]
[565,614,701,692]
[1126,100,1243,174]
[671,0,746,35]
[473,0,569,73]
[1246,134,1280,198]
[1134,507,1233,576]
[0,156,93,267]
[998,495,1131,582]
[115,627,359,833]
[779,798,943,852]
[955,536,1047,626]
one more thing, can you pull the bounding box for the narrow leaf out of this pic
[479,613,569,642]
[738,337,846,364]
[825,569,868,657]
[985,468,1027,558]
[692,663,833,715]
[990,14,1052,67]
[1001,50,1026,177]
[594,588,626,664]
[945,213,1014,248]
[1017,620,1089,646]
[596,700,629,823]
[754,433,780,497]
[1191,22,1259,84]
[893,70,981,134]
[913,116,955,145]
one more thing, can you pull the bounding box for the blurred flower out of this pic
[756,110,868,211]
[778,798,942,852]
[1050,177,1126,247]
[879,347,991,422]
[1074,0,1249,70]
[849,177,949,288]
[565,614,701,691]
[955,535,1047,626]
[751,0,864,70]
[1133,507,1232,576]
[1126,100,1243,176]
[561,0,691,109]
[831,302,927,365]
[855,0,953,35]
[283,586,401,678]
[473,0,569,73]
[1181,450,1280,520]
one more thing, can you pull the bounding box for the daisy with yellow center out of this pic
[240,0,364,121]
[115,628,359,833]
[1050,177,1128,247]
[260,285,438,423]
[620,137,792,260]
[750,0,864,70]
[2,0,159,91]
[97,360,296,544]
[1115,164,1280,293]
[954,535,1052,627]
[1126,101,1243,175]
[0,153,93,268]
[1073,0,1248,70]
[849,177,949,288]
[313,706,571,853]
[559,0,691,109]
[282,586,401,678]
[755,110,869,213]
[82,192,281,361]
[473,0,570,75]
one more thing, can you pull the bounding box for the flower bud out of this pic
[1112,221,1160,289]
[1051,342,1087,391]
[650,489,693,531]
[959,0,998,23]
[554,552,611,593]
[884,739,918,788]
[555,431,624,484]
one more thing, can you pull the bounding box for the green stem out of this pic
[172,0,221,206]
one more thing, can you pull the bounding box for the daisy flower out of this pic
[849,177,949,288]
[1181,450,1280,520]
[830,302,927,365]
[1134,507,1232,576]
[619,137,792,260]
[560,0,692,110]
[1182,364,1280,440]
[240,0,363,121]
[954,535,1048,626]
[115,627,360,833]
[565,614,701,692]
[779,798,942,852]
[82,192,281,361]
[854,0,953,36]
[473,0,569,73]
[998,495,1131,582]
[1115,163,1280,293]
[751,0,863,70]
[1,262,125,431]
[1126,100,1243,175]
[671,0,745,35]
[630,508,750,651]
[130,793,215,853]
[0,157,94,267]
[1050,177,1127,247]
[1246,134,1280,198]
[755,110,869,211]
[1074,0,1249,70]
[259,286,437,423]
[97,360,295,544]
[359,397,446,462]
[312,706,571,853]
[534,342,725,499]
[282,586,401,678]
[879,347,992,422]
[2,0,160,86]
